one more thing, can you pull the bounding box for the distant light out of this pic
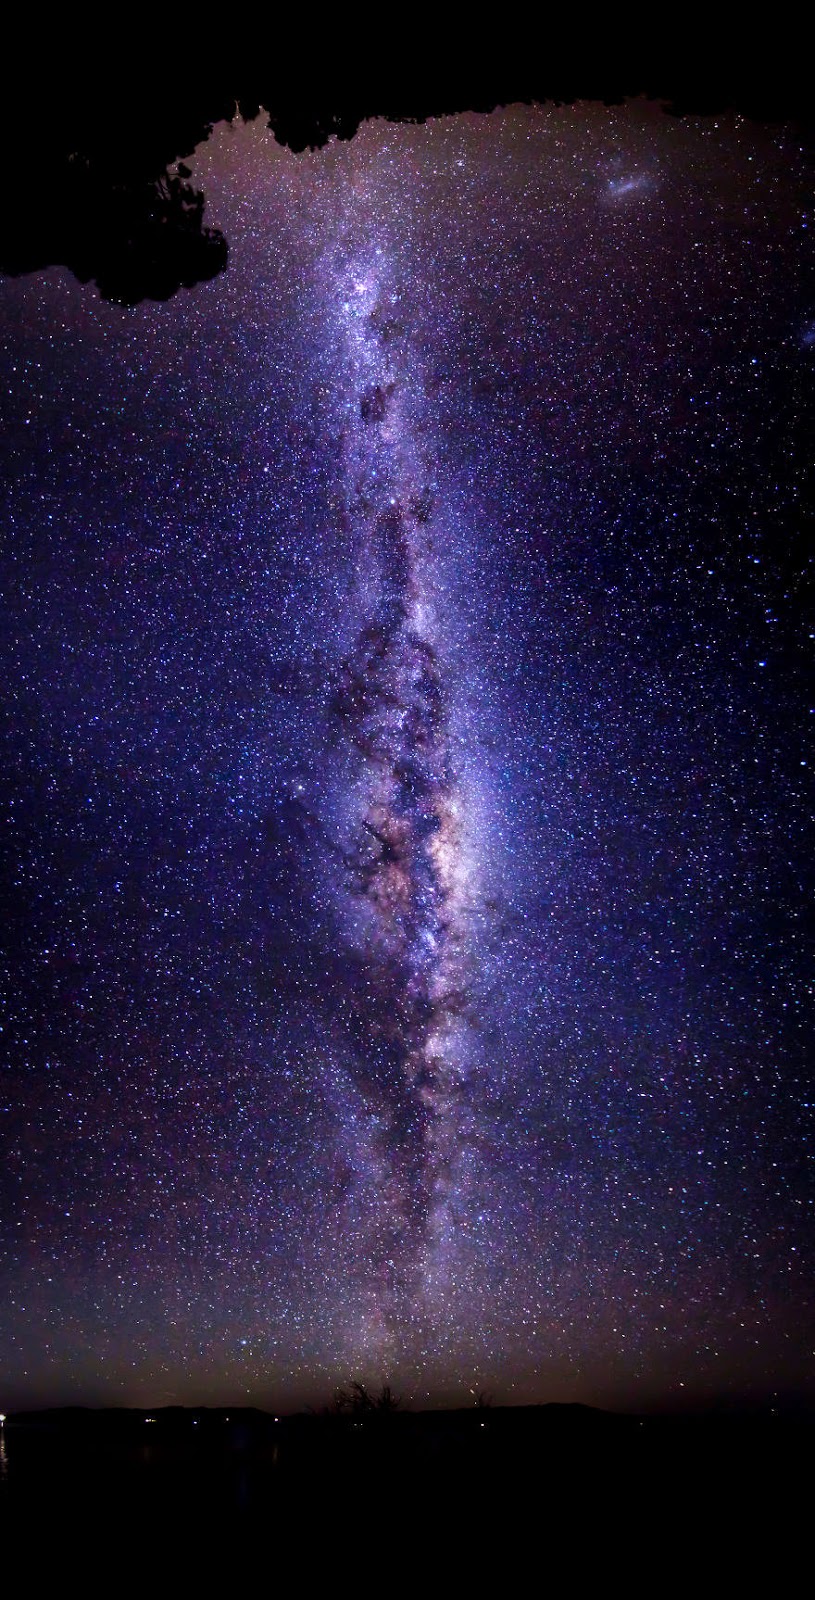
[0,1414,6,1425]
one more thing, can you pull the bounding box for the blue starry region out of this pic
[0,102,812,1411]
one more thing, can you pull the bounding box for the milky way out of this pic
[328,249,472,1309]
[0,103,812,1411]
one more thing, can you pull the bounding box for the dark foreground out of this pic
[1,1404,810,1577]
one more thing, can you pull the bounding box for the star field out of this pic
[0,102,812,1412]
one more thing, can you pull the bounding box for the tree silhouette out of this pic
[333,1381,402,1416]
[2,50,807,304]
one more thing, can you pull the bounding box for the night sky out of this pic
[1,101,812,1413]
